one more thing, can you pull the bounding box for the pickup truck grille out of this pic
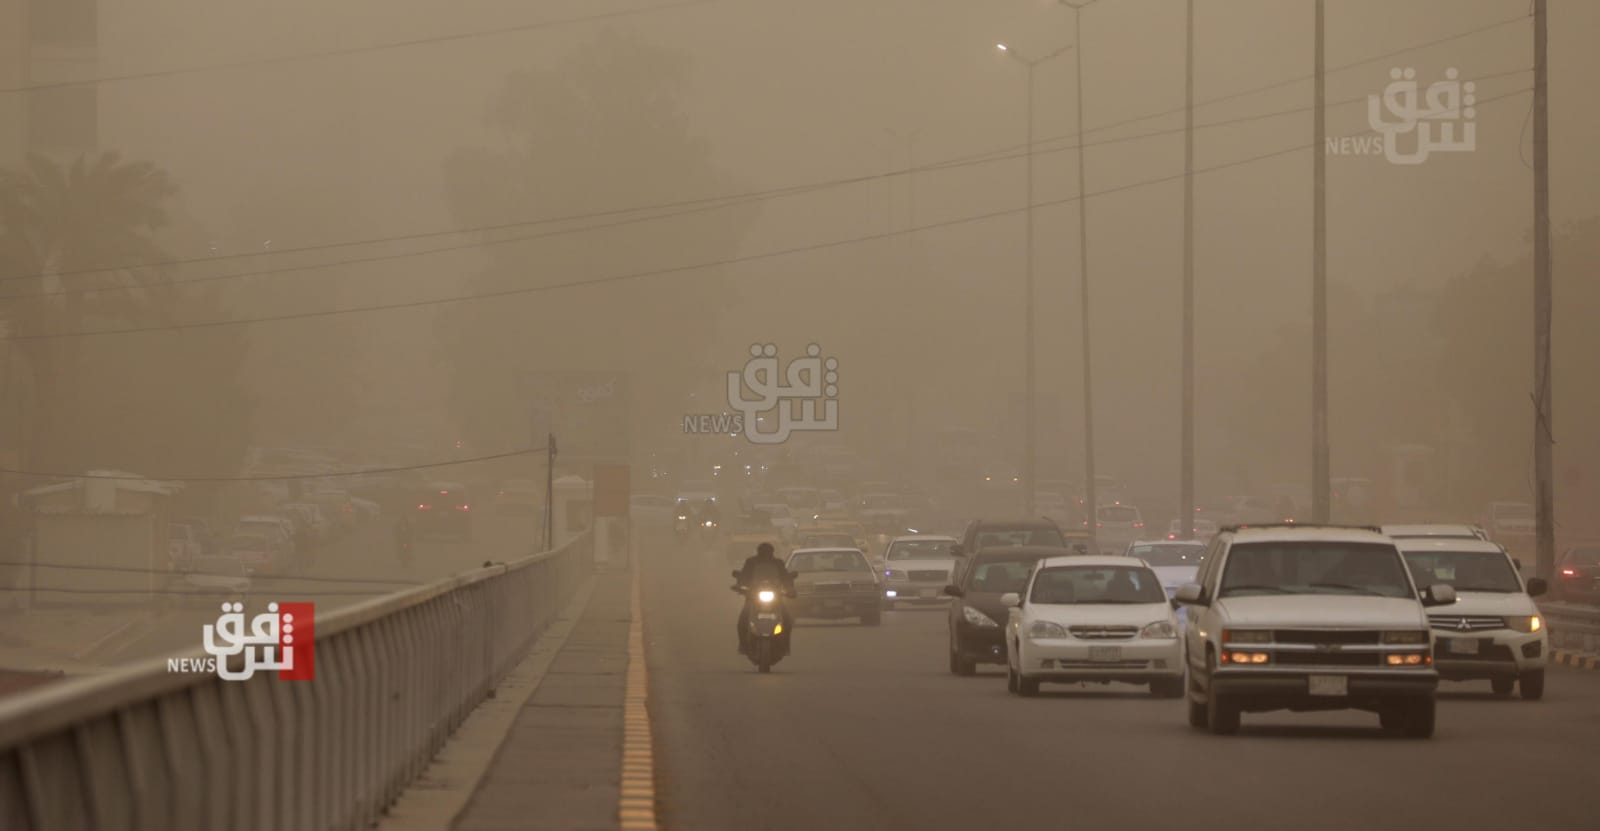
[1428,615,1505,632]
[909,570,949,583]
[1069,625,1138,640]
[1274,651,1382,667]
[1272,629,1380,645]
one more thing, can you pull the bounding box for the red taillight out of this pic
[1167,534,1177,540]
[418,504,431,510]
[1082,520,1090,526]
[1133,521,1145,528]
[458,505,471,512]
[439,490,449,495]
[1561,568,1577,577]
[1096,521,1103,528]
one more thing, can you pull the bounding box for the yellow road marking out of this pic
[619,569,660,830]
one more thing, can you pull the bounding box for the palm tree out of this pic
[0,152,180,471]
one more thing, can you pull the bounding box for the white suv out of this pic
[1175,525,1457,738]
[1396,537,1549,699]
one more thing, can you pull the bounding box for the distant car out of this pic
[1554,545,1600,603]
[227,532,291,576]
[785,547,882,625]
[1061,531,1101,556]
[179,555,253,608]
[305,491,359,535]
[1004,555,1185,698]
[1167,518,1220,540]
[236,515,297,565]
[414,482,473,541]
[495,480,542,515]
[751,504,799,540]
[881,535,959,609]
[1381,524,1490,542]
[1397,538,1549,699]
[279,502,332,543]
[960,519,1070,554]
[1091,504,1146,550]
[1485,501,1536,540]
[168,523,204,572]
[944,545,1060,675]
[1125,539,1208,625]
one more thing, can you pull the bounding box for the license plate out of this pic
[1308,675,1348,696]
[1449,638,1480,655]
[1088,646,1121,662]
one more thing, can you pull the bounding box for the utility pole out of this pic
[1310,0,1330,524]
[1064,0,1101,542]
[1532,0,1555,578]
[1180,0,1196,540]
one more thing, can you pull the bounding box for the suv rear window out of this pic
[1098,506,1141,522]
[975,527,1066,549]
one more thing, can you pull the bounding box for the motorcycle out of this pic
[732,571,793,673]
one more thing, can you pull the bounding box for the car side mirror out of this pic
[1525,577,1548,597]
[1513,558,1524,572]
[944,584,964,598]
[1421,583,1457,607]
[1173,583,1206,607]
[1170,598,1182,611]
[1000,592,1022,608]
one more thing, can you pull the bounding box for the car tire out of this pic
[1519,669,1545,701]
[1490,676,1515,696]
[1150,676,1185,699]
[1017,674,1040,697]
[1204,653,1239,735]
[1007,666,1020,694]
[1401,697,1436,738]
[1187,694,1208,728]
[949,638,976,676]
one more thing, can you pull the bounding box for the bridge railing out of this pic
[0,533,592,831]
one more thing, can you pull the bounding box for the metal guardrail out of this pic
[0,533,592,831]
[1540,599,1600,653]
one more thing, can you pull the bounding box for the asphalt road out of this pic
[104,512,541,666]
[641,536,1600,831]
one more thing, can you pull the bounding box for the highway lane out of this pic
[103,512,541,666]
[641,538,1600,831]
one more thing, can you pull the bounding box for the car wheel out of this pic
[1187,694,1208,728]
[1007,666,1020,694]
[1017,674,1040,697]
[1519,669,1545,701]
[1205,653,1239,735]
[1401,697,1436,738]
[1490,676,1515,696]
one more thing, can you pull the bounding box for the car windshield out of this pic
[1219,541,1412,598]
[1099,506,1140,522]
[1565,547,1600,566]
[1495,504,1534,520]
[788,551,868,573]
[1130,543,1205,567]
[975,528,1066,549]
[1402,550,1522,593]
[886,540,954,560]
[965,558,1038,594]
[800,534,855,548]
[194,558,247,577]
[1029,565,1167,604]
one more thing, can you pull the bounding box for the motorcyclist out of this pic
[734,542,794,655]
[698,498,721,528]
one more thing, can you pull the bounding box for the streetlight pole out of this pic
[1180,0,1196,540]
[1532,0,1554,579]
[997,42,1072,517]
[1062,0,1100,540]
[1311,0,1330,523]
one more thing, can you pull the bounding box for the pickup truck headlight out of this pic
[1140,621,1177,639]
[963,606,999,628]
[1505,615,1542,633]
[1029,620,1069,639]
[1381,630,1428,644]
[885,570,907,581]
[1222,629,1272,644]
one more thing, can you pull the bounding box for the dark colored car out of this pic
[1555,545,1600,603]
[785,547,882,625]
[414,481,473,541]
[943,545,1059,675]
[959,518,1071,554]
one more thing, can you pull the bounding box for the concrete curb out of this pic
[1549,649,1600,670]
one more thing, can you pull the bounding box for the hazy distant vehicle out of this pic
[775,486,825,526]
[961,518,1069,554]
[179,555,253,608]
[944,545,1059,675]
[819,488,848,513]
[167,523,204,572]
[236,515,297,566]
[1126,540,1208,630]
[751,503,798,539]
[227,532,291,576]
[1554,545,1600,603]
[1092,504,1146,551]
[1166,517,1220,540]
[279,502,332,543]
[785,547,882,625]
[1004,556,1185,699]
[1397,538,1548,700]
[305,490,359,536]
[792,531,857,552]
[414,482,473,541]
[1033,491,1075,527]
[1484,502,1536,540]
[881,535,959,609]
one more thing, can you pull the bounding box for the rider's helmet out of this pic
[757,542,775,557]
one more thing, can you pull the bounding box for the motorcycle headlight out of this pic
[962,605,999,628]
[1029,620,1069,639]
[1140,621,1177,639]
[1381,630,1428,644]
[1505,615,1542,633]
[757,589,776,603]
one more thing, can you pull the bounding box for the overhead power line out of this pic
[0,0,723,94]
[0,446,547,481]
[0,67,1532,305]
[0,13,1531,289]
[0,85,1532,345]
